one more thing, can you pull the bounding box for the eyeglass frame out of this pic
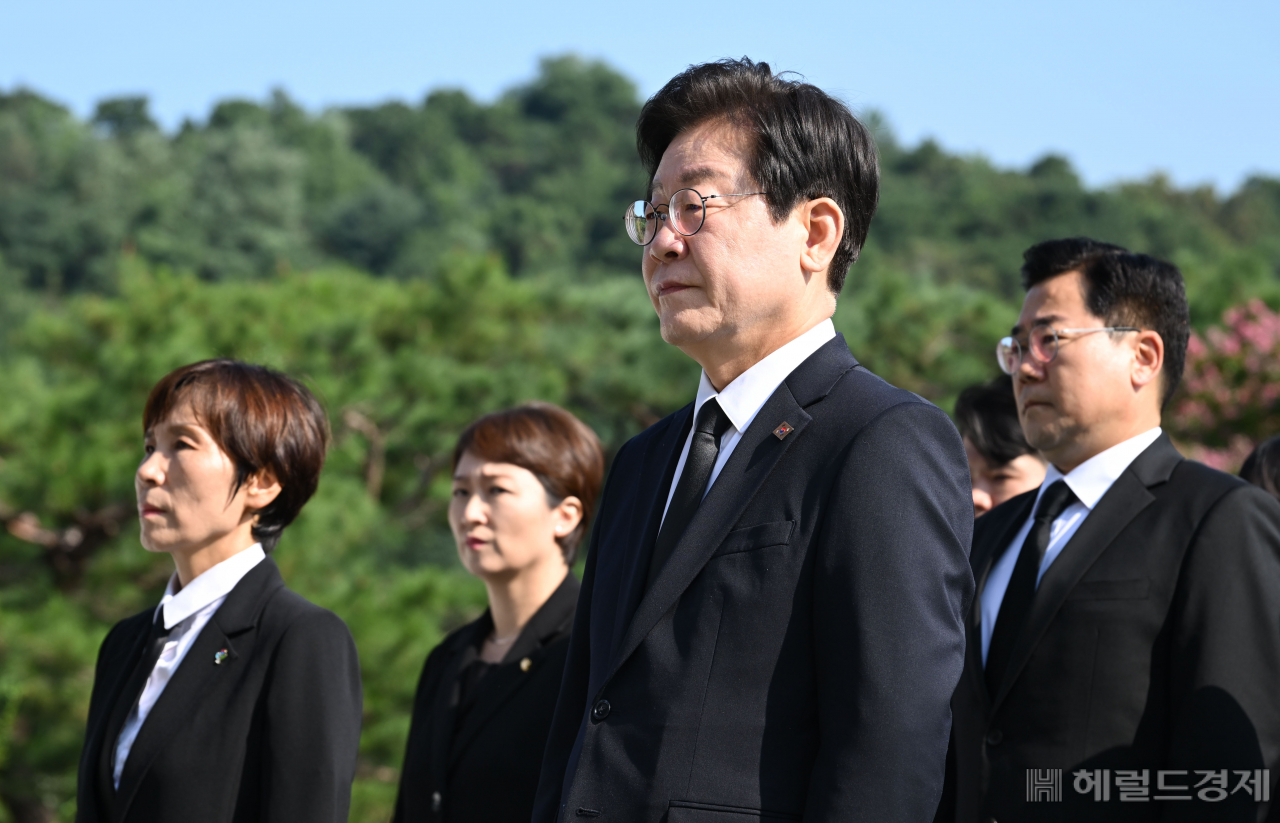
[996,325,1142,375]
[625,188,768,246]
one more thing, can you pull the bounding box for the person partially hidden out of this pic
[393,403,604,823]
[955,375,1046,517]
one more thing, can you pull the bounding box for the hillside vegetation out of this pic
[1,56,1278,822]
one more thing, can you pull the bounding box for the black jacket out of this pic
[942,434,1280,823]
[393,573,578,823]
[533,334,975,823]
[75,557,362,823]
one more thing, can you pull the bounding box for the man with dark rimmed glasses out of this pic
[535,57,974,823]
[940,237,1280,823]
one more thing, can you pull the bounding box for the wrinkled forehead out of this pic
[648,120,752,202]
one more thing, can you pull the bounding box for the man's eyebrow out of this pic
[650,166,729,201]
[679,166,726,188]
[1011,314,1063,335]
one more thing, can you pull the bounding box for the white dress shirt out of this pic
[113,543,266,787]
[979,428,1162,665]
[660,319,837,526]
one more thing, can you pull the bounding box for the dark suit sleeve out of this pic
[85,620,126,727]
[262,608,363,823]
[1164,484,1280,822]
[392,641,449,823]
[77,619,130,822]
[807,401,975,823]
[532,441,628,823]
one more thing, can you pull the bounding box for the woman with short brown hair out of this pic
[76,359,362,823]
[393,402,604,823]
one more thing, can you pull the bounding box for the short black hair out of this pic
[636,57,879,294]
[1021,237,1190,408]
[1241,436,1280,504]
[954,375,1039,466]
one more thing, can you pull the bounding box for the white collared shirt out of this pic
[660,319,837,526]
[112,543,266,787]
[979,428,1162,665]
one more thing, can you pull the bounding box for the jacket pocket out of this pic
[668,800,802,822]
[1067,578,1150,600]
[711,520,796,558]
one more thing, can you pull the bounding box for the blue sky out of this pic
[3,0,1276,192]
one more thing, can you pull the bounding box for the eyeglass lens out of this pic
[624,189,710,246]
[625,201,656,245]
[996,327,1058,374]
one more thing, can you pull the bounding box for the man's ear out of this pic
[798,197,844,277]
[1131,329,1164,394]
[245,469,283,515]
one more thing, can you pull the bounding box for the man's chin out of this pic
[658,315,716,347]
[1024,422,1072,457]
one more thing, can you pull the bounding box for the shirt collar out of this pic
[692,319,836,434]
[1040,427,1163,511]
[158,543,267,629]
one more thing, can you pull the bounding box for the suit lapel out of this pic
[965,494,1036,709]
[88,616,153,813]
[607,336,857,683]
[111,559,284,821]
[609,384,810,681]
[449,577,577,763]
[449,661,530,762]
[989,436,1182,711]
[609,406,691,660]
[428,620,488,792]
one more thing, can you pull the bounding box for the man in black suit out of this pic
[942,238,1280,823]
[533,58,974,823]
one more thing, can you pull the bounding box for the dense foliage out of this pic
[1,56,1279,822]
[1171,299,1280,470]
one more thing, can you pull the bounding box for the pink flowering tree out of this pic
[1169,299,1280,471]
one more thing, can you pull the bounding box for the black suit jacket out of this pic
[393,573,578,823]
[943,434,1280,823]
[75,557,362,823]
[533,334,975,823]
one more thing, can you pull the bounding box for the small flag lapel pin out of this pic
[772,421,794,440]
[214,649,229,665]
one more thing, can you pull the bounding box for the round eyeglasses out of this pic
[997,325,1141,374]
[624,189,766,246]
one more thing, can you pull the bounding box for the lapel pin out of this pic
[214,649,229,665]
[772,421,794,440]
[520,657,533,672]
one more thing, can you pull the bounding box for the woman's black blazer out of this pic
[393,573,578,823]
[75,557,362,823]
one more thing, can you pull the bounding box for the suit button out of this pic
[431,791,442,812]
[591,699,611,722]
[985,729,1003,746]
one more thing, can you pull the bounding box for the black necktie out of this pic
[647,398,732,589]
[985,480,1077,695]
[97,611,171,802]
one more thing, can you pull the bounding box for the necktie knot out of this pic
[646,398,732,589]
[695,398,732,441]
[1034,480,1077,525]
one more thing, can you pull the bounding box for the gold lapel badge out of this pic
[214,649,229,665]
[520,657,533,672]
[772,421,794,440]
